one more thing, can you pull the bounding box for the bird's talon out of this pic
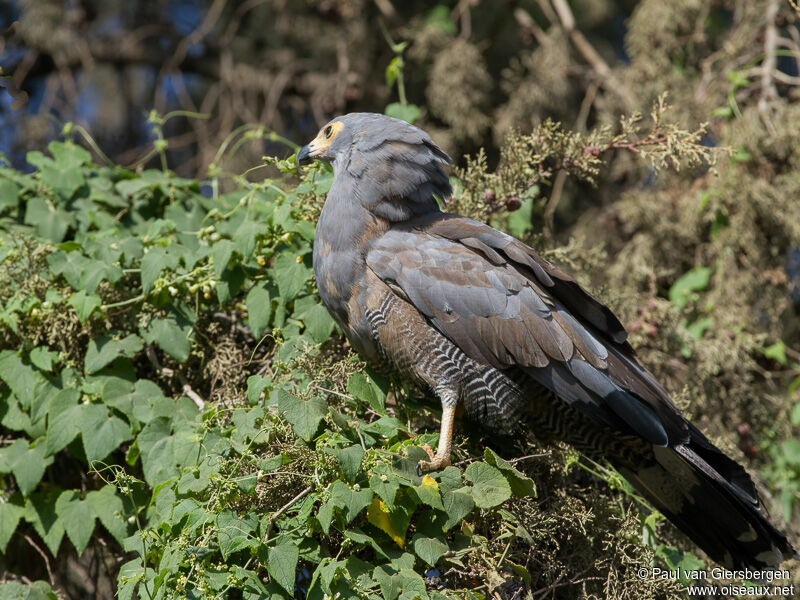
[416,456,451,475]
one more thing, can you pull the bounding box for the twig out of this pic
[23,534,55,587]
[508,452,551,463]
[161,0,226,78]
[263,485,313,543]
[452,0,476,39]
[759,0,780,134]
[145,346,204,410]
[789,0,800,18]
[309,384,355,402]
[550,0,632,110]
[180,375,206,411]
[544,169,568,231]
[373,0,397,19]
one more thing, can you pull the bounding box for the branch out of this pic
[145,346,205,410]
[263,485,313,543]
[759,0,780,133]
[23,534,55,587]
[550,0,632,110]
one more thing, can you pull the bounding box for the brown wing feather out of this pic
[367,215,689,446]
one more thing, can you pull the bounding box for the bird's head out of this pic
[296,118,351,165]
[297,113,452,222]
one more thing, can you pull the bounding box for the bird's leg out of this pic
[417,394,457,475]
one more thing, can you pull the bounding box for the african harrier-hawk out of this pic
[296,112,794,569]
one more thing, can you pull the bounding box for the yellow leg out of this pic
[417,403,456,475]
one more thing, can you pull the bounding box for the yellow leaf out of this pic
[461,520,474,537]
[367,497,405,548]
[421,474,438,490]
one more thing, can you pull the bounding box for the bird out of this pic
[296,112,795,569]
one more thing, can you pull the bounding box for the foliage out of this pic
[451,94,715,229]
[2,1,800,596]
[0,123,703,599]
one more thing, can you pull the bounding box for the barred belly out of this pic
[362,287,645,463]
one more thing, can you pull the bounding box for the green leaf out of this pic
[55,491,95,554]
[484,448,535,498]
[216,509,258,560]
[328,445,364,483]
[411,533,448,566]
[233,220,265,258]
[316,499,335,535]
[369,464,401,509]
[424,5,456,35]
[211,239,235,277]
[39,162,85,198]
[67,290,101,322]
[763,340,788,365]
[47,251,122,293]
[385,103,421,124]
[297,301,335,343]
[0,439,53,495]
[790,402,800,426]
[464,462,511,509]
[140,246,178,294]
[24,197,71,242]
[0,494,25,552]
[507,195,535,238]
[45,389,81,455]
[277,389,327,442]
[29,347,58,372]
[655,545,706,584]
[669,267,713,308]
[346,371,386,412]
[246,284,271,338]
[731,147,752,163]
[79,404,133,463]
[142,317,192,362]
[271,252,311,302]
[385,56,402,88]
[25,493,65,555]
[684,316,713,340]
[0,581,58,600]
[247,375,270,405]
[86,485,128,544]
[267,541,299,594]
[49,141,91,169]
[0,351,40,409]
[117,559,146,600]
[116,177,154,197]
[441,487,474,531]
[215,263,246,305]
[84,334,143,374]
[0,177,20,211]
[329,480,373,524]
[782,439,800,466]
[412,474,444,510]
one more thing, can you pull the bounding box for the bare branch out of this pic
[550,0,632,110]
[759,0,780,134]
[263,485,314,543]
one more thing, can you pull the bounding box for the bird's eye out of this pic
[324,125,333,139]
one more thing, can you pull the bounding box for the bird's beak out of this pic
[297,144,313,166]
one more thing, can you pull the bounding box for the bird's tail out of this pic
[612,423,795,569]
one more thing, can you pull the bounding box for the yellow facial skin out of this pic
[306,121,344,158]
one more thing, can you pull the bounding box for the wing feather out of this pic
[367,216,688,445]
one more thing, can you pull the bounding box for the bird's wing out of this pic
[366,213,688,446]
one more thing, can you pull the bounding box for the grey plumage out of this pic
[298,112,795,569]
